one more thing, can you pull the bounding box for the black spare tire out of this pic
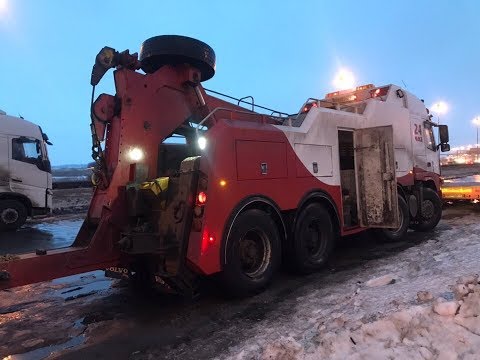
[139,35,216,81]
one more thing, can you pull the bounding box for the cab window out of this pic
[12,137,42,165]
[424,122,436,151]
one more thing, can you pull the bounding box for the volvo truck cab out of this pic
[0,110,52,230]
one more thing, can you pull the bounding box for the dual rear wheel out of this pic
[221,203,334,296]
[379,188,442,242]
[221,189,442,296]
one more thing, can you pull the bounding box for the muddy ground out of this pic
[0,167,478,359]
[0,203,479,359]
[51,188,93,214]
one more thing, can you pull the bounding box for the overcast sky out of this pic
[1,0,479,164]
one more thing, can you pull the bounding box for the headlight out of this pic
[128,147,144,162]
[198,136,207,150]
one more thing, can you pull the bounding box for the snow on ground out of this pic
[1,206,479,359]
[222,211,480,360]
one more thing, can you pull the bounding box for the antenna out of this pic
[401,80,407,89]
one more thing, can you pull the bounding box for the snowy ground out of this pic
[0,204,479,359]
[221,206,480,360]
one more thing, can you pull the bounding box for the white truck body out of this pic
[0,110,52,229]
[274,84,446,228]
[276,84,440,181]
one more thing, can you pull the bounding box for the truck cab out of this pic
[0,110,52,230]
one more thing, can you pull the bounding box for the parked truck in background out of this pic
[0,35,450,296]
[0,110,52,230]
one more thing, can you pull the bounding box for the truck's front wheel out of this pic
[0,200,28,231]
[221,209,281,297]
[410,188,442,232]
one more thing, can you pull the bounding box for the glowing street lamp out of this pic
[472,116,480,148]
[0,0,8,15]
[332,68,355,90]
[430,101,448,124]
[431,101,448,115]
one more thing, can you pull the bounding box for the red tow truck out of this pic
[0,35,450,296]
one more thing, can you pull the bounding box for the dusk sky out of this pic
[1,0,479,164]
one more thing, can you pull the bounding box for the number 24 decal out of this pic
[414,124,423,142]
[414,124,422,135]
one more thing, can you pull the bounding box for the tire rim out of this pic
[238,229,271,278]
[305,218,327,260]
[1,208,19,224]
[422,200,435,219]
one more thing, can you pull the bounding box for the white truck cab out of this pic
[0,110,52,230]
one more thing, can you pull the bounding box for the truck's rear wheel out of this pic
[0,199,27,231]
[222,209,281,297]
[139,35,216,81]
[410,188,442,232]
[292,203,334,273]
[378,195,409,242]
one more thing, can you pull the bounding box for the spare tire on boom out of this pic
[139,35,216,81]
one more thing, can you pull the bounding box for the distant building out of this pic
[441,145,480,165]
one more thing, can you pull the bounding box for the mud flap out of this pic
[354,126,399,228]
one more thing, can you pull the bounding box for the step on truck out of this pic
[0,35,450,296]
[0,110,52,231]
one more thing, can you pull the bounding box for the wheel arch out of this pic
[0,192,32,216]
[221,195,286,266]
[423,179,437,192]
[295,190,341,236]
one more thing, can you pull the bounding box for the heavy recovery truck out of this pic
[0,35,451,296]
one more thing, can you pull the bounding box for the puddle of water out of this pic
[55,279,112,300]
[51,271,103,285]
[73,317,85,329]
[0,218,83,256]
[5,335,85,360]
[32,219,84,250]
[51,271,113,300]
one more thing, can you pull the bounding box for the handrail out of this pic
[195,107,286,137]
[238,96,254,111]
[204,88,289,117]
[295,97,323,119]
[295,96,369,119]
[196,95,368,138]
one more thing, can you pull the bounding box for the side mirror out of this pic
[439,125,449,143]
[440,143,450,152]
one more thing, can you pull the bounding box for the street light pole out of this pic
[431,101,448,126]
[431,101,448,174]
[472,116,480,148]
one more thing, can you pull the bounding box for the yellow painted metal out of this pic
[140,177,169,196]
[441,186,480,200]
